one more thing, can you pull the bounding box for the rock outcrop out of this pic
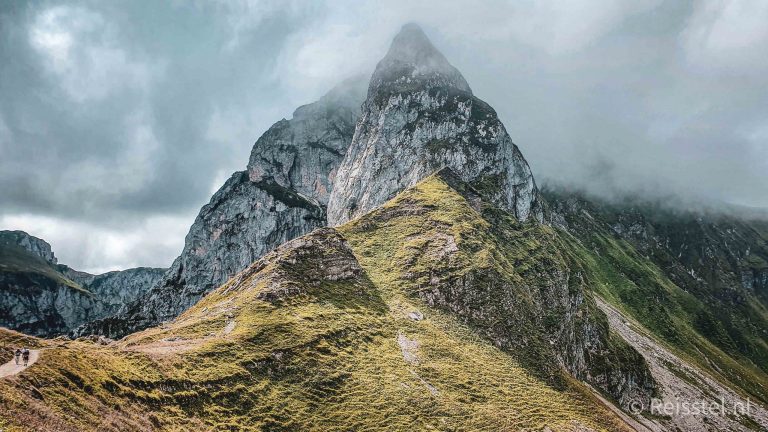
[75,78,367,338]
[0,231,164,336]
[247,76,364,206]
[327,24,542,225]
[0,230,57,264]
[63,266,169,314]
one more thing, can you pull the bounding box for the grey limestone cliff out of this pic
[0,230,57,264]
[76,78,367,338]
[327,24,542,225]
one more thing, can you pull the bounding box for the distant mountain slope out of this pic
[545,188,768,406]
[0,231,164,336]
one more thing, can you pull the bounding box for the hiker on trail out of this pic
[14,348,21,365]
[22,348,30,367]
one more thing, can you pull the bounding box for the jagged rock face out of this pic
[74,172,324,337]
[327,24,542,225]
[0,231,57,264]
[247,77,365,205]
[0,268,165,337]
[0,272,96,336]
[0,232,164,336]
[65,267,167,313]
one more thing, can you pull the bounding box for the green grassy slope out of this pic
[546,192,768,405]
[0,186,634,431]
[338,170,655,407]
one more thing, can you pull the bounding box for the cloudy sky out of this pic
[1,0,767,273]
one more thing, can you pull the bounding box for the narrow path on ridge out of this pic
[0,350,39,378]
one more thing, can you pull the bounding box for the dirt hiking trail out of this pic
[0,350,39,378]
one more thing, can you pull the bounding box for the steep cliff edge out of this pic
[75,78,367,338]
[0,230,58,264]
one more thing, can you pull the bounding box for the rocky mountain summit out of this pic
[0,231,164,336]
[81,24,543,339]
[327,24,542,225]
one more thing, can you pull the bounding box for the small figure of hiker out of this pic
[14,348,22,365]
[22,348,30,367]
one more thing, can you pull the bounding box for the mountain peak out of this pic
[387,23,440,63]
[327,24,542,226]
[370,23,471,94]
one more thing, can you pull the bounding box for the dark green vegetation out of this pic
[546,188,768,404]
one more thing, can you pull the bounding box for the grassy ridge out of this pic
[339,171,655,406]
[0,221,631,431]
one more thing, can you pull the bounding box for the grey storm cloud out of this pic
[1,0,767,272]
